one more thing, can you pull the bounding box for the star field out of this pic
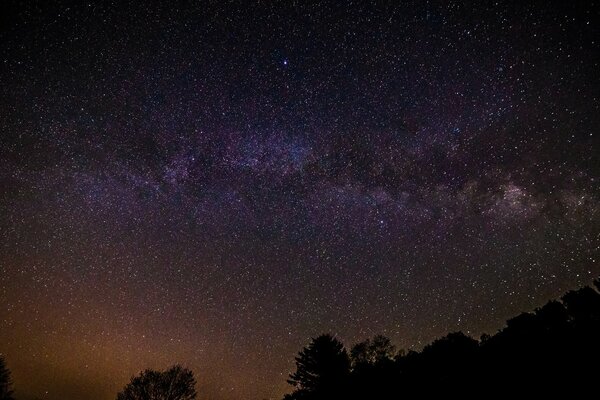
[0,1,599,399]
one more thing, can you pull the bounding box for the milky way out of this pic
[1,1,599,399]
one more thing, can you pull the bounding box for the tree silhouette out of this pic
[285,334,350,400]
[350,335,396,367]
[0,356,14,400]
[348,335,398,400]
[116,365,196,400]
[561,286,600,324]
[283,277,600,399]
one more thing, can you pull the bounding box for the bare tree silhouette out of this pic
[117,365,196,400]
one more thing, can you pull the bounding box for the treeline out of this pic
[284,277,600,399]
[1,278,599,399]
[0,362,197,400]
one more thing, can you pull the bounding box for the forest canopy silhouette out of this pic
[2,278,599,399]
[283,277,600,399]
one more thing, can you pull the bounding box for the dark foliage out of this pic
[116,365,196,400]
[284,278,600,399]
[350,335,396,368]
[0,357,14,400]
[285,334,350,400]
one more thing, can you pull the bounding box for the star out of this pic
[0,2,597,400]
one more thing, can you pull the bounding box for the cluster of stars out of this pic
[0,1,598,400]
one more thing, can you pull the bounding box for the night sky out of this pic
[0,1,599,399]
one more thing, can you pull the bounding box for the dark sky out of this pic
[0,1,598,399]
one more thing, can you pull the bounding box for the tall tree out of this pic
[286,334,350,399]
[350,335,396,367]
[116,365,196,400]
[0,356,14,400]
